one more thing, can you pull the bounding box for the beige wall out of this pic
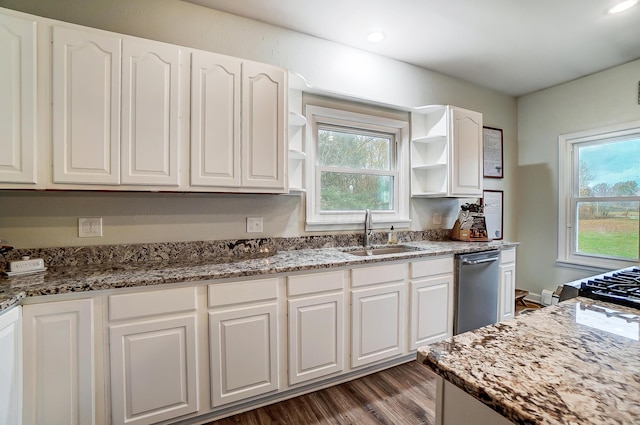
[517,58,640,295]
[0,1,517,253]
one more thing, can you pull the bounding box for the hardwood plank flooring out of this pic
[207,361,437,425]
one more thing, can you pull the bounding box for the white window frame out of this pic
[558,120,640,271]
[305,105,410,232]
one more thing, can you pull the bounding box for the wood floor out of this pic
[207,361,438,425]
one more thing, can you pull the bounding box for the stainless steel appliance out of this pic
[454,250,500,335]
[561,266,640,308]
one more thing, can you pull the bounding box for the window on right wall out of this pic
[558,121,640,270]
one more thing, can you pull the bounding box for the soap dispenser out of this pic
[387,226,397,244]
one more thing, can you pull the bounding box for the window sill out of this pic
[305,219,411,233]
[555,258,637,274]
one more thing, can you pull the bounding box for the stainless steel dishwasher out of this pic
[454,250,500,335]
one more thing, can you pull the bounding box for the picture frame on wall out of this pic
[482,190,503,240]
[483,126,503,178]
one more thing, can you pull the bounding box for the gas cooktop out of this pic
[562,267,640,310]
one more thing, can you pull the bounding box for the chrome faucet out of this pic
[364,209,372,248]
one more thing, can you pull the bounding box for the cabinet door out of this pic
[190,51,241,187]
[121,39,182,186]
[209,303,278,407]
[351,282,406,368]
[109,315,198,425]
[0,307,21,425]
[499,263,516,321]
[52,26,121,185]
[241,61,286,191]
[410,275,453,350]
[22,299,95,425]
[449,107,483,196]
[0,14,36,184]
[288,292,344,385]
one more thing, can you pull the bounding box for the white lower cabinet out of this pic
[22,298,97,425]
[15,253,482,423]
[287,270,345,385]
[409,256,454,350]
[351,263,407,368]
[108,287,199,425]
[498,248,517,322]
[0,306,21,425]
[208,278,279,407]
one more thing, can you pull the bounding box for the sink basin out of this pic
[346,245,420,256]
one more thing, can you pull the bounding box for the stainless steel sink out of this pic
[345,245,420,256]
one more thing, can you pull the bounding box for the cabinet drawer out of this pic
[410,256,453,279]
[208,278,278,308]
[109,287,197,321]
[287,271,345,297]
[351,263,406,288]
[500,248,516,264]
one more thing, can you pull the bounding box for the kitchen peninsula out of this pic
[418,297,640,425]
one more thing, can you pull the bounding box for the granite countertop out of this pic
[417,297,640,425]
[0,239,517,313]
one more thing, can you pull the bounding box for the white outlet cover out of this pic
[246,217,263,233]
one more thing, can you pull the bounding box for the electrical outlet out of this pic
[246,217,264,233]
[78,217,103,238]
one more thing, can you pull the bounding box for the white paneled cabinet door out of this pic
[109,315,198,425]
[209,303,278,406]
[52,26,121,185]
[190,51,241,187]
[0,14,36,184]
[241,61,286,191]
[288,292,344,385]
[0,307,21,425]
[499,249,517,322]
[410,276,453,349]
[450,107,483,196]
[22,299,95,425]
[351,282,406,368]
[121,39,182,186]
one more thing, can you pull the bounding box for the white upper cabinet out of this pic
[0,13,37,185]
[190,53,287,193]
[241,61,287,192]
[52,24,184,188]
[52,25,122,185]
[121,39,182,186]
[411,105,483,197]
[190,51,242,187]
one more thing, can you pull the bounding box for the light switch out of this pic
[78,217,103,238]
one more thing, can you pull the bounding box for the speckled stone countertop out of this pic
[418,297,640,425]
[0,234,517,313]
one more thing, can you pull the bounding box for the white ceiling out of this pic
[185,0,640,97]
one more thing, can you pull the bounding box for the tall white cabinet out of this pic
[0,13,37,185]
[410,105,483,197]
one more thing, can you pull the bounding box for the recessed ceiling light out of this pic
[366,32,385,43]
[608,0,638,14]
